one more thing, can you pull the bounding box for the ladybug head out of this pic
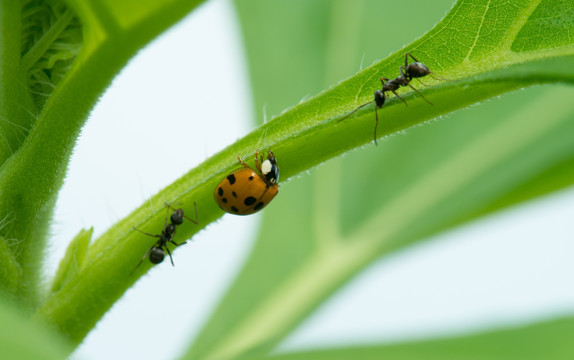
[261,151,279,185]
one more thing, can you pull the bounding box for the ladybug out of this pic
[214,150,279,215]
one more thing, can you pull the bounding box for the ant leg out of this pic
[165,246,175,266]
[391,90,409,107]
[406,53,447,81]
[182,202,199,225]
[133,227,161,238]
[131,245,156,274]
[170,239,187,247]
[400,65,407,78]
[167,230,186,247]
[405,52,420,64]
[373,107,379,146]
[380,77,390,86]
[165,202,198,225]
[406,83,433,105]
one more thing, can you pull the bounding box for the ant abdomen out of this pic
[149,247,166,264]
[404,61,431,79]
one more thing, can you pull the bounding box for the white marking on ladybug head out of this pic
[261,159,272,175]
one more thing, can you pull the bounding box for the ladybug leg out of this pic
[254,149,263,173]
[237,154,250,168]
[237,154,251,169]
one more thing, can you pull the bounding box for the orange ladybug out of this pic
[214,150,279,215]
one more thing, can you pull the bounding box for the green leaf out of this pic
[181,0,574,359]
[0,295,71,360]
[263,317,574,360]
[50,227,92,294]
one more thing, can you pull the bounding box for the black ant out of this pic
[339,52,443,145]
[132,202,198,272]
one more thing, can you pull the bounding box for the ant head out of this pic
[149,247,165,264]
[170,209,184,225]
[407,62,431,79]
[374,90,386,108]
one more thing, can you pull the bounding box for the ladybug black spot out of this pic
[244,196,256,206]
[232,191,238,198]
[222,198,228,203]
[249,175,254,181]
[231,206,239,213]
[218,187,224,196]
[227,174,236,185]
[254,202,264,211]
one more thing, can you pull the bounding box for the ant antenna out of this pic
[373,107,380,146]
[337,101,373,123]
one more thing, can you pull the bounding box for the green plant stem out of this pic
[0,2,37,165]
